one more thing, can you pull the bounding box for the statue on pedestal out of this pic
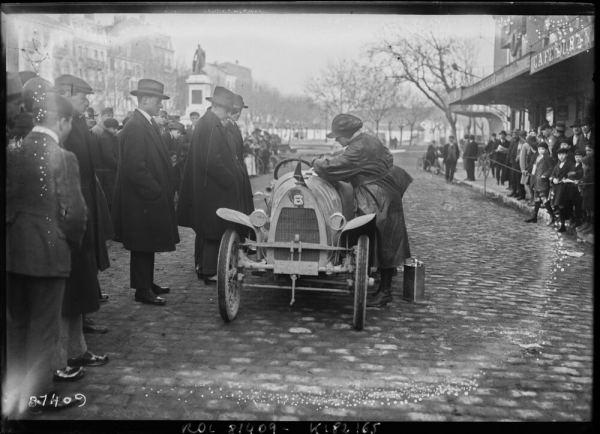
[192,45,206,74]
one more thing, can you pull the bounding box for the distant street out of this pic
[37,148,593,422]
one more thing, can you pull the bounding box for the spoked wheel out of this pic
[353,234,369,330]
[217,229,241,322]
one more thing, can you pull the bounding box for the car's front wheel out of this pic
[353,234,369,330]
[217,229,241,322]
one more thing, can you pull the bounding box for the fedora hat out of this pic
[233,94,248,110]
[130,79,170,100]
[55,74,94,95]
[169,122,185,134]
[570,119,582,128]
[206,86,234,109]
[581,116,593,126]
[327,114,363,139]
[555,122,566,132]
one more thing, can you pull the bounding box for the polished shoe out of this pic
[151,283,170,295]
[82,317,108,334]
[28,391,84,414]
[134,288,166,305]
[203,275,217,285]
[68,350,109,367]
[53,366,85,382]
[367,268,393,308]
[99,294,109,302]
[524,216,537,223]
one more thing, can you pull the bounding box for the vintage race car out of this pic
[215,157,376,330]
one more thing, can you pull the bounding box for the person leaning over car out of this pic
[312,114,411,308]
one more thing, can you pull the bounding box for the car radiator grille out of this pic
[274,208,320,262]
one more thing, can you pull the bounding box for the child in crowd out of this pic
[576,156,594,235]
[550,148,575,232]
[525,142,555,224]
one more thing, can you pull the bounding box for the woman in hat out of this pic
[524,142,555,224]
[313,114,411,307]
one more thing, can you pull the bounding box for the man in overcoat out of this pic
[5,93,87,416]
[177,86,243,284]
[91,107,114,142]
[485,133,498,177]
[224,93,254,215]
[96,117,119,213]
[581,116,594,146]
[55,74,112,368]
[442,135,460,183]
[495,130,510,186]
[463,135,478,181]
[112,79,180,305]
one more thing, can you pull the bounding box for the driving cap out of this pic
[206,86,234,108]
[574,149,586,157]
[327,114,363,139]
[7,71,23,99]
[22,77,55,113]
[233,94,248,110]
[55,74,94,94]
[169,122,185,134]
[101,107,114,116]
[555,121,566,132]
[537,142,548,150]
[556,147,569,155]
[189,111,200,117]
[104,118,119,129]
[130,78,170,100]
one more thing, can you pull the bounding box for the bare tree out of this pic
[360,64,405,136]
[402,94,434,146]
[370,26,479,140]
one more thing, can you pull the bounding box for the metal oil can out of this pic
[402,258,425,302]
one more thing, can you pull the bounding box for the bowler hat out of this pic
[526,136,538,145]
[555,122,566,132]
[87,107,98,117]
[570,119,582,128]
[499,130,507,136]
[101,107,114,116]
[55,74,94,95]
[581,116,593,126]
[19,70,39,86]
[327,114,363,139]
[206,86,234,108]
[7,71,23,99]
[169,122,185,134]
[22,77,54,113]
[556,147,569,155]
[537,142,549,150]
[518,130,527,138]
[104,118,119,129]
[233,94,248,110]
[130,78,170,100]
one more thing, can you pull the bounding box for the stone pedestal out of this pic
[184,74,212,123]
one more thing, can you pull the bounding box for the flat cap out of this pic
[556,147,569,155]
[526,136,538,145]
[22,77,55,113]
[55,74,94,94]
[169,122,186,134]
[574,149,586,157]
[537,142,548,150]
[518,130,527,138]
[327,114,363,139]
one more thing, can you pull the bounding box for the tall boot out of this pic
[525,202,541,223]
[557,208,566,232]
[545,201,557,226]
[367,268,394,307]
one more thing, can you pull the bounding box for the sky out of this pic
[96,13,496,97]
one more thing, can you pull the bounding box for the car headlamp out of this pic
[250,209,268,228]
[329,212,346,231]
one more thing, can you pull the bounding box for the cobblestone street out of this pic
[38,152,593,422]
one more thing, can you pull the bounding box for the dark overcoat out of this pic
[112,109,180,252]
[579,168,594,210]
[96,128,119,210]
[531,154,554,194]
[61,116,114,314]
[313,132,410,268]
[6,131,87,278]
[176,110,242,240]
[225,120,254,215]
[550,160,576,207]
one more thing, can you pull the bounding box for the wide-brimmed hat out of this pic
[22,77,54,113]
[169,122,185,134]
[327,114,363,139]
[570,119,582,128]
[206,86,234,108]
[55,74,94,95]
[233,94,248,110]
[581,116,593,126]
[130,79,170,100]
[101,107,114,116]
[537,142,549,150]
[555,121,566,132]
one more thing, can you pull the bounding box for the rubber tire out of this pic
[217,229,241,322]
[353,234,369,330]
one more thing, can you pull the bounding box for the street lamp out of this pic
[451,63,481,80]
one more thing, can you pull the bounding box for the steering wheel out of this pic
[273,157,313,180]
